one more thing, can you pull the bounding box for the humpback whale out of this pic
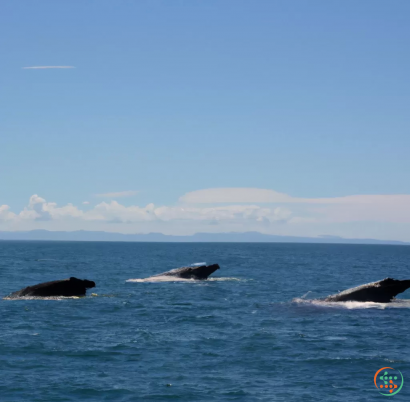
[151,264,220,280]
[7,277,96,298]
[324,278,410,303]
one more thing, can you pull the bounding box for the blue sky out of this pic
[1,1,410,240]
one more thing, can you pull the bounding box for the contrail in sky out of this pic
[22,66,75,69]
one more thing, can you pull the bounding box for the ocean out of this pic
[1,241,409,401]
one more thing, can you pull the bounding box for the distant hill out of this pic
[0,230,407,245]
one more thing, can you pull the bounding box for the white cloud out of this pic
[1,189,410,241]
[179,188,410,229]
[180,188,294,203]
[86,201,155,223]
[83,201,291,224]
[95,191,138,198]
[82,201,90,205]
[180,188,410,207]
[154,205,291,223]
[0,205,16,221]
[18,194,84,221]
[0,195,293,226]
[22,66,75,69]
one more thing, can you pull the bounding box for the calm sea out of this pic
[1,241,409,401]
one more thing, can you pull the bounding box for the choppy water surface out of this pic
[1,241,410,401]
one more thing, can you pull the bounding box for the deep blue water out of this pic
[1,241,410,401]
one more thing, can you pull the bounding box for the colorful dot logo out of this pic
[374,367,404,396]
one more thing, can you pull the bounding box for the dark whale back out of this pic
[153,264,220,280]
[8,277,96,298]
[324,278,410,303]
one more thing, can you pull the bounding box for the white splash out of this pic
[126,276,194,283]
[207,277,245,282]
[3,296,83,301]
[293,298,410,309]
[126,276,242,283]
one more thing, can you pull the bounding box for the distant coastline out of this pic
[0,230,407,245]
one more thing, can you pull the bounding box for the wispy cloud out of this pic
[22,66,75,69]
[180,188,293,203]
[96,191,138,198]
[179,188,410,206]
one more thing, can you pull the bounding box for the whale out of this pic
[6,277,96,298]
[151,264,220,280]
[324,278,410,303]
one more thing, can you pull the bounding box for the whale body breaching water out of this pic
[5,277,96,298]
[127,264,220,282]
[323,278,410,303]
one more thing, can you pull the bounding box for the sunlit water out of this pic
[1,241,410,401]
